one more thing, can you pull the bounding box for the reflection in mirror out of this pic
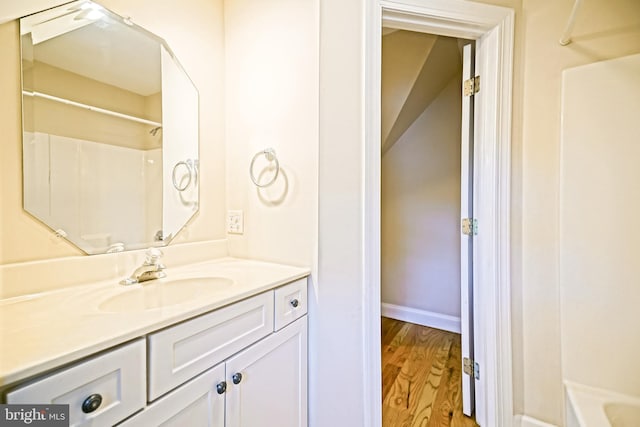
[20,1,199,255]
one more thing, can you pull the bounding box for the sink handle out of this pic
[145,248,163,265]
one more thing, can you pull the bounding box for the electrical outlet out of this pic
[227,210,244,234]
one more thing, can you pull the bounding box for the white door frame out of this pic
[363,1,515,426]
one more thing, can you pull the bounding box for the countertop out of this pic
[0,257,310,387]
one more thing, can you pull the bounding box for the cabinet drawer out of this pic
[274,278,307,331]
[119,364,225,427]
[6,339,146,427]
[148,292,274,400]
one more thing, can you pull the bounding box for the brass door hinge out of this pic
[463,357,480,379]
[462,218,478,236]
[463,76,480,96]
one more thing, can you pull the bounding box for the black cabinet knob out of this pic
[216,381,227,394]
[232,372,243,384]
[290,299,299,308]
[81,394,103,413]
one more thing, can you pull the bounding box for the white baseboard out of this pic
[514,415,558,427]
[381,303,461,333]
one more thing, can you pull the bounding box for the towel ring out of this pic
[172,159,197,191]
[250,148,280,188]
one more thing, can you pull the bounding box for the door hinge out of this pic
[463,357,480,379]
[463,76,480,96]
[461,218,478,236]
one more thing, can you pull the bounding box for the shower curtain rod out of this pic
[22,90,162,127]
[559,0,583,46]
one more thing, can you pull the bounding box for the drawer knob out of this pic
[216,381,227,394]
[81,393,103,413]
[290,299,299,308]
[232,372,243,385]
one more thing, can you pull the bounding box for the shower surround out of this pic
[560,53,640,426]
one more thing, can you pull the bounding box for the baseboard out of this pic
[514,415,558,427]
[381,303,461,333]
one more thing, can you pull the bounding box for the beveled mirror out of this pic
[20,0,199,255]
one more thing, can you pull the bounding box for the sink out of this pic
[98,277,234,312]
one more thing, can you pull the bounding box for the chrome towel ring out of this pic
[250,148,280,187]
[172,159,198,191]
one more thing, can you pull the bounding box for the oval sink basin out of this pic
[99,277,234,312]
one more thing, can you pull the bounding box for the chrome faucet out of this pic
[120,248,166,285]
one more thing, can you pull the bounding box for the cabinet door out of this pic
[226,317,307,427]
[119,364,225,427]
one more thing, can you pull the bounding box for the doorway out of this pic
[361,2,515,426]
[380,29,477,426]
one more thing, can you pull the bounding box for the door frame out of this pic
[363,1,515,426]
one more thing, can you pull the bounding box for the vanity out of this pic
[0,257,309,426]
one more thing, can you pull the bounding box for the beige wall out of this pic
[519,0,640,423]
[224,0,318,268]
[381,76,462,319]
[23,61,160,150]
[0,0,226,264]
[0,1,68,24]
[24,61,159,123]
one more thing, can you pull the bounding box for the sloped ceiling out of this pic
[382,30,462,155]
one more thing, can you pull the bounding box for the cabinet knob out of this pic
[232,372,243,384]
[81,393,103,413]
[290,299,299,308]
[216,381,227,394]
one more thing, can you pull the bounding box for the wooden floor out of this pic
[381,317,479,427]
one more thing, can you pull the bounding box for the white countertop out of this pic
[0,257,309,387]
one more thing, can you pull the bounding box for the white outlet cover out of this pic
[227,210,244,234]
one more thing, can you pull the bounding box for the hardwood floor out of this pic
[381,317,478,427]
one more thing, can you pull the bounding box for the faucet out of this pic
[120,248,166,285]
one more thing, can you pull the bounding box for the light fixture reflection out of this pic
[74,3,105,21]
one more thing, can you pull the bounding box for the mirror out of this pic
[20,1,199,255]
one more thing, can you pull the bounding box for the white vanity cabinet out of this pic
[1,276,308,427]
[122,277,308,427]
[121,317,307,427]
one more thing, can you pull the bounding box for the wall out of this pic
[0,0,226,264]
[224,0,318,268]
[381,76,462,325]
[0,1,68,24]
[519,0,640,423]
[23,61,160,150]
[223,0,320,419]
[560,53,640,397]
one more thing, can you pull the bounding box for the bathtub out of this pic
[566,382,640,427]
